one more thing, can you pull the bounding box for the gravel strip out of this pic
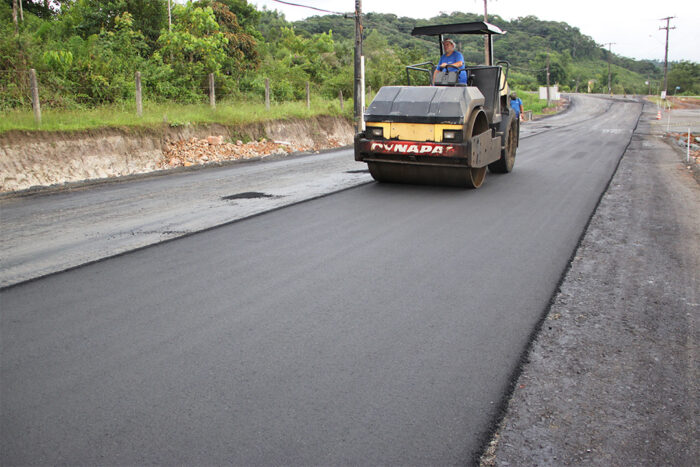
[481,103,699,466]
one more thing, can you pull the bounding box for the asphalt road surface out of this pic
[1,95,642,464]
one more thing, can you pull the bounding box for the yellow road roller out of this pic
[354,21,519,188]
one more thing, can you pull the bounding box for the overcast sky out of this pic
[250,0,699,63]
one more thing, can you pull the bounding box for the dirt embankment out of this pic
[0,116,354,193]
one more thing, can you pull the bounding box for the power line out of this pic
[271,0,346,16]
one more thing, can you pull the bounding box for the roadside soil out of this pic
[667,96,700,109]
[0,116,353,193]
[480,102,699,465]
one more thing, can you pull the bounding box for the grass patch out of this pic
[1,97,353,133]
[520,91,549,114]
[647,96,672,109]
[2,90,574,133]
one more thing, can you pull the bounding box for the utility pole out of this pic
[603,42,615,95]
[483,0,490,64]
[354,0,364,133]
[545,46,551,106]
[659,16,675,99]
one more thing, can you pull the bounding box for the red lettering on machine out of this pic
[369,141,455,156]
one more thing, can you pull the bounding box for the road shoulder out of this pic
[481,102,699,465]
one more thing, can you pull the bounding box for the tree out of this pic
[155,3,228,79]
[8,0,55,19]
[196,0,260,75]
[531,51,568,85]
[363,29,402,89]
[64,0,167,45]
[668,61,700,95]
[12,0,18,33]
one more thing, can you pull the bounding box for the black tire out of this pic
[489,114,517,174]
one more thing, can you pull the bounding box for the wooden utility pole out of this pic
[603,42,616,95]
[354,0,363,133]
[483,0,490,65]
[659,16,675,99]
[30,69,41,124]
[545,46,551,106]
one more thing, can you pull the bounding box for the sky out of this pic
[250,0,700,63]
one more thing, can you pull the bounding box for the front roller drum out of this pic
[366,109,489,189]
[368,162,486,189]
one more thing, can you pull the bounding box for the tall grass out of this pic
[520,91,550,114]
[0,97,353,133]
[2,90,563,133]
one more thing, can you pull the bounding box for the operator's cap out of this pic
[510,91,517,98]
[443,38,456,46]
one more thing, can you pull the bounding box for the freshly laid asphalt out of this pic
[1,95,644,464]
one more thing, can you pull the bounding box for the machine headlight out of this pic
[442,130,462,143]
[367,127,384,138]
[443,130,459,141]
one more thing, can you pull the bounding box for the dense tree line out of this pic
[2,1,697,110]
[295,11,697,95]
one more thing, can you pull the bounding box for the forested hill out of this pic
[291,11,663,94]
[3,1,697,112]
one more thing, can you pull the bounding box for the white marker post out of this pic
[360,55,365,131]
[688,128,691,164]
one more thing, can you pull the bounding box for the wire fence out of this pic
[1,69,350,123]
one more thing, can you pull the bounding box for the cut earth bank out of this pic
[0,116,354,193]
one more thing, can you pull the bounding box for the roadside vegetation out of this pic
[0,97,350,132]
[2,1,698,133]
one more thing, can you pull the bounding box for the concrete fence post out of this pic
[29,68,41,125]
[209,73,216,109]
[265,78,270,110]
[135,71,142,117]
[339,90,344,110]
[306,81,310,109]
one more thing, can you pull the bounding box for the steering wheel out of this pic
[433,64,465,86]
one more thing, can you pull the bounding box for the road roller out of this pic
[354,21,519,188]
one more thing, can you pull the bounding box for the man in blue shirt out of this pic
[433,39,467,84]
[510,92,524,120]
